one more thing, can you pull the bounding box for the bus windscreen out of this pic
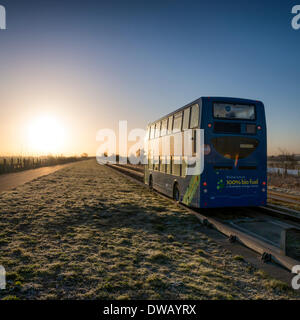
[213,103,255,120]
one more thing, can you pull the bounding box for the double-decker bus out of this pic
[144,97,267,208]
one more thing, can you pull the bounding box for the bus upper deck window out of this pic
[213,103,255,120]
[161,118,168,136]
[155,122,161,138]
[182,108,190,130]
[173,112,182,133]
[167,116,173,135]
[150,124,155,139]
[190,104,199,128]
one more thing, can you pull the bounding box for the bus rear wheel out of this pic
[173,183,180,202]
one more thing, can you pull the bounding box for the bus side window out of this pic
[173,112,183,133]
[172,156,181,176]
[160,156,166,173]
[190,104,199,129]
[161,118,168,136]
[167,116,173,135]
[155,122,161,138]
[181,157,187,177]
[166,156,172,174]
[148,156,153,170]
[182,108,190,130]
[192,129,197,155]
[154,156,159,171]
[150,124,155,139]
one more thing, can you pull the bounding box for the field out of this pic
[268,172,300,211]
[0,160,299,300]
[268,172,300,194]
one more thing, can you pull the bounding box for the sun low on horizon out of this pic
[26,115,67,155]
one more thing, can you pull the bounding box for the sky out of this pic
[0,0,299,156]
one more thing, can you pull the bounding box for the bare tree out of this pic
[278,148,297,175]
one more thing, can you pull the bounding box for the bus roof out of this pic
[147,96,263,126]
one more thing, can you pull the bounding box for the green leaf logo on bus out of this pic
[217,179,225,190]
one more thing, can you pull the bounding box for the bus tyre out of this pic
[173,183,180,202]
[149,175,153,190]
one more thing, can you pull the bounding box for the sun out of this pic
[27,115,66,154]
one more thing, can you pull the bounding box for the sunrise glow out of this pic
[27,115,66,155]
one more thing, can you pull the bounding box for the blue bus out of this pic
[144,97,267,208]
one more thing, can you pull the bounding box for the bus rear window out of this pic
[213,103,255,120]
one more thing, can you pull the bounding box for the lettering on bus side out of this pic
[216,176,260,189]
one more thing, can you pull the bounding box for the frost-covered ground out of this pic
[0,160,299,300]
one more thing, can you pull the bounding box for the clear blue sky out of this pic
[0,0,299,155]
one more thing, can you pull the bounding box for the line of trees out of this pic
[0,154,89,175]
[268,149,299,169]
[268,149,300,176]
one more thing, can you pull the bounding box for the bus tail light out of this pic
[208,123,212,128]
[257,125,262,130]
[262,181,266,185]
[203,182,207,186]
